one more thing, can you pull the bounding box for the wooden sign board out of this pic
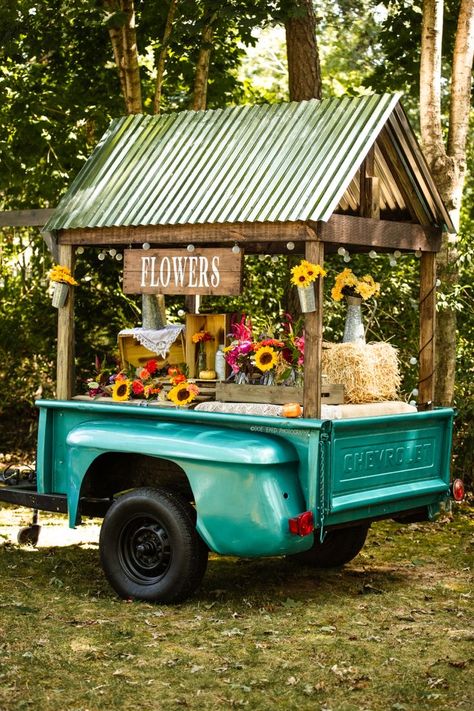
[123,248,242,295]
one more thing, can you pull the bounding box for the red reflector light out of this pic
[289,511,314,536]
[452,478,465,502]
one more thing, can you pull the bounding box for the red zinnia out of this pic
[132,380,145,395]
[146,359,158,375]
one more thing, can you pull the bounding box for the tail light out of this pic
[451,479,464,502]
[289,511,314,536]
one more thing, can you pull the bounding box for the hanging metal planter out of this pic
[51,281,69,309]
[297,285,316,313]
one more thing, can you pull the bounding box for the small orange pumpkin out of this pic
[282,402,302,418]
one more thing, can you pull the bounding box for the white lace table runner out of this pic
[119,325,184,358]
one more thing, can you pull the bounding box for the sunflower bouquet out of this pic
[290,260,326,288]
[49,264,79,286]
[109,358,164,402]
[331,268,380,302]
[224,315,305,385]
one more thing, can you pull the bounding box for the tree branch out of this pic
[121,0,142,114]
[191,15,216,111]
[153,0,179,114]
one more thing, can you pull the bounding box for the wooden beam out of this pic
[359,147,380,219]
[59,221,312,246]
[0,208,55,227]
[56,245,75,400]
[418,252,436,405]
[316,214,441,252]
[303,239,324,419]
[377,126,432,227]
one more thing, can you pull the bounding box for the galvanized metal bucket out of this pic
[297,285,316,313]
[51,281,69,308]
[343,296,366,343]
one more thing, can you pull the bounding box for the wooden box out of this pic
[118,332,186,370]
[215,382,344,406]
[185,314,230,378]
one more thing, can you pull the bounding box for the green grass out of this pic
[0,505,472,711]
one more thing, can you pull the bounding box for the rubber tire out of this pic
[99,487,208,603]
[17,525,41,546]
[289,524,370,568]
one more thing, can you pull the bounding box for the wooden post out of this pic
[360,147,380,219]
[303,239,324,419]
[56,244,75,400]
[419,252,436,405]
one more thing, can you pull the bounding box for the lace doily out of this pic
[119,325,184,358]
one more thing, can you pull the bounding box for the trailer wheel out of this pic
[99,487,208,603]
[289,524,370,568]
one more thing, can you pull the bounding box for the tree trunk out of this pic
[153,0,179,114]
[283,1,322,317]
[191,20,215,111]
[285,0,322,101]
[419,0,474,406]
[121,0,142,113]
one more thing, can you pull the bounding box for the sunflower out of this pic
[254,346,278,372]
[112,379,131,401]
[167,382,199,406]
[290,264,312,288]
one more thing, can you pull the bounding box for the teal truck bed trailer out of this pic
[0,399,461,603]
[1,95,465,602]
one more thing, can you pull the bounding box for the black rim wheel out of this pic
[119,515,172,585]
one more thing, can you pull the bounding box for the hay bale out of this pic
[322,342,400,403]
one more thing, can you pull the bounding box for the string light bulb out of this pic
[232,244,240,254]
[142,242,150,250]
[286,241,295,251]
[76,246,84,255]
[187,244,195,252]
[369,250,377,259]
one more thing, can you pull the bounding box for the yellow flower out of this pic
[301,260,327,280]
[331,268,378,301]
[112,379,131,401]
[167,382,199,406]
[291,260,325,287]
[254,346,278,372]
[49,264,79,286]
[291,265,312,288]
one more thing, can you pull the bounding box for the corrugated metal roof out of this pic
[44,95,453,232]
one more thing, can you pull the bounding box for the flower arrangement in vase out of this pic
[192,330,213,376]
[331,268,380,343]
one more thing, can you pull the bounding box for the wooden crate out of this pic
[215,382,344,405]
[159,378,217,403]
[185,314,230,378]
[118,332,186,370]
